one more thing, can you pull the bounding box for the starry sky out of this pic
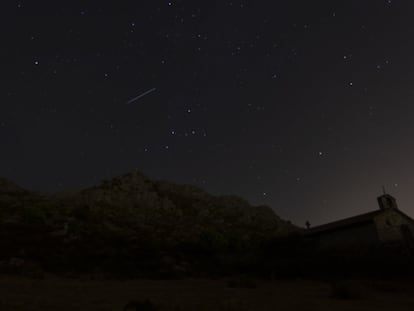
[2,0,414,226]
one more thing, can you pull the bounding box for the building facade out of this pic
[306,193,414,251]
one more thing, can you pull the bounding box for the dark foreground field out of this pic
[1,276,414,311]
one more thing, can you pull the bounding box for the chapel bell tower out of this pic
[377,187,398,210]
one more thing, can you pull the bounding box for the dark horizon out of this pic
[2,169,412,228]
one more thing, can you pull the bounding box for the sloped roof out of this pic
[306,210,382,236]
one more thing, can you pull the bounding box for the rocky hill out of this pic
[0,172,297,276]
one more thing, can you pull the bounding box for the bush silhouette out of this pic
[123,299,158,311]
[330,280,363,300]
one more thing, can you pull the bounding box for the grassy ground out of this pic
[0,276,414,310]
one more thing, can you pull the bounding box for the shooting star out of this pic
[126,88,157,104]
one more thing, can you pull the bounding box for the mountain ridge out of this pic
[0,171,297,276]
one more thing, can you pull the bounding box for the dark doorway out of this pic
[400,225,414,247]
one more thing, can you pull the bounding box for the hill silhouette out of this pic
[0,171,296,277]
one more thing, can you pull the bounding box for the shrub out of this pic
[330,280,363,300]
[226,276,257,289]
[219,298,249,311]
[123,299,158,311]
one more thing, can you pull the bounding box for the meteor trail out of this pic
[126,88,157,104]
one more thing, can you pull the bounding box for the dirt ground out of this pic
[0,276,414,311]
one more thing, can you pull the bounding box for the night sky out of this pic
[2,0,414,226]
